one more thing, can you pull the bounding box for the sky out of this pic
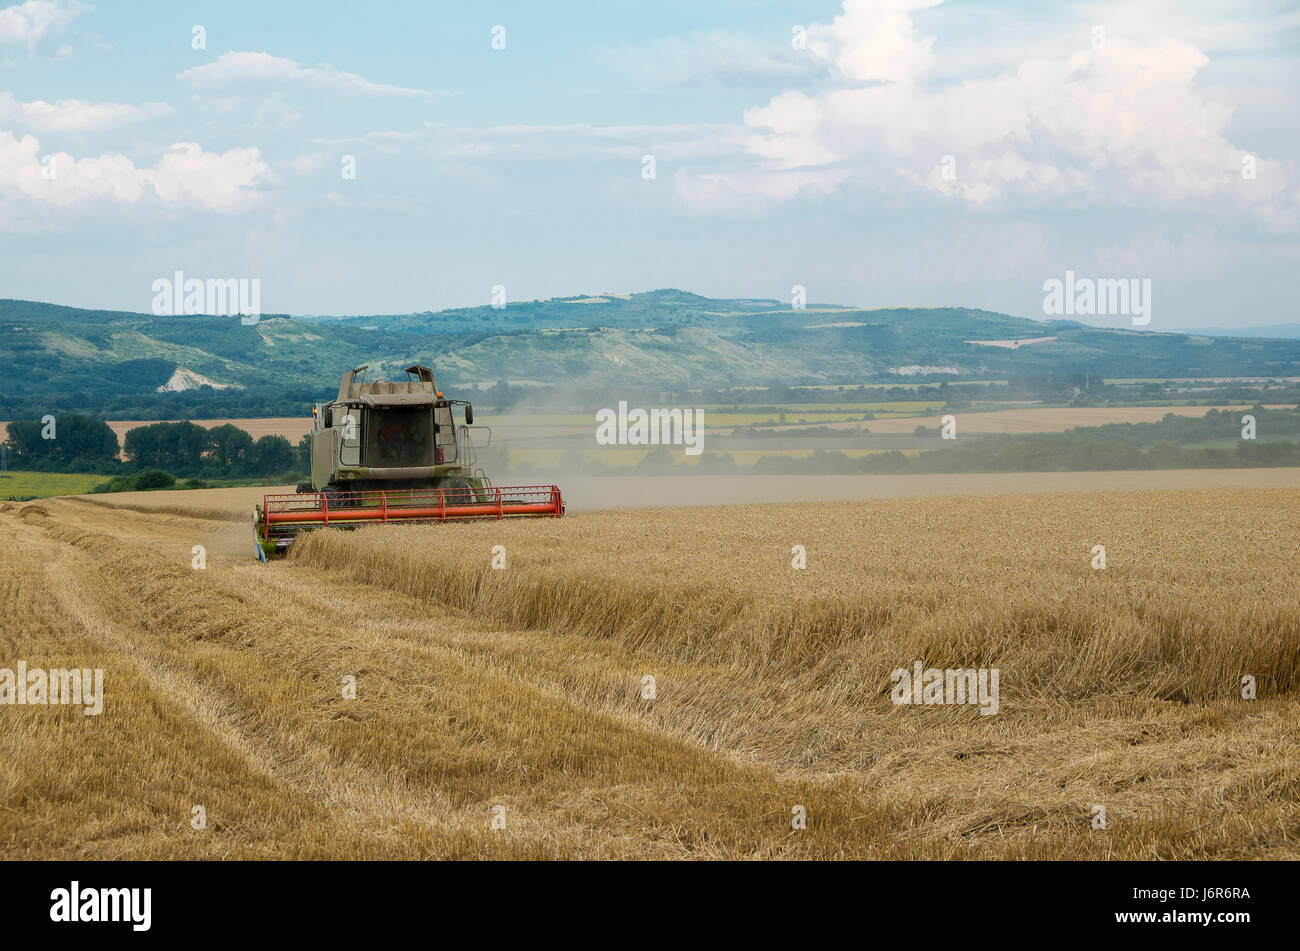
[0,0,1297,329]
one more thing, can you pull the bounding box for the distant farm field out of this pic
[782,404,1292,434]
[487,402,945,426]
[502,447,920,468]
[3,404,1287,456]
[3,481,1295,859]
[80,467,1300,516]
[0,471,107,499]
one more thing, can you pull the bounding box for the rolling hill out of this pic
[3,291,1298,417]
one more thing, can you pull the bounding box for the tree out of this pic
[208,424,254,471]
[294,435,312,473]
[134,470,176,490]
[124,421,212,474]
[4,419,48,463]
[635,446,677,474]
[250,435,294,475]
[3,414,118,468]
[58,415,120,462]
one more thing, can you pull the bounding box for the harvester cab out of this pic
[252,364,562,558]
[307,364,479,495]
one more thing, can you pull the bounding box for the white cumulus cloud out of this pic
[0,131,274,213]
[0,0,87,54]
[177,51,433,98]
[0,91,173,131]
[680,0,1297,225]
[147,142,275,213]
[805,0,941,85]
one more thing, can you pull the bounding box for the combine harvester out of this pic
[252,365,563,558]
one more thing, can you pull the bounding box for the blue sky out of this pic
[1,0,1297,328]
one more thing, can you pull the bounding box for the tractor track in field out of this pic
[0,501,894,858]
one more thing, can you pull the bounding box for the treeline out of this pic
[2,415,119,469]
[124,421,302,477]
[1048,405,1300,444]
[911,405,1300,441]
[3,413,308,480]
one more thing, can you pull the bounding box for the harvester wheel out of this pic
[323,486,362,507]
[425,477,472,503]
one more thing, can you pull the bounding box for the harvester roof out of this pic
[334,365,443,406]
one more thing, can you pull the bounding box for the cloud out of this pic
[318,119,737,159]
[1079,0,1300,55]
[177,51,433,98]
[805,0,941,85]
[0,0,87,54]
[614,30,831,87]
[0,129,144,203]
[679,0,1297,225]
[0,131,274,213]
[0,91,173,131]
[148,142,276,213]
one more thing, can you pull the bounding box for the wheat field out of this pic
[0,481,1296,859]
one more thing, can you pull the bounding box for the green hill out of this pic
[3,291,1298,417]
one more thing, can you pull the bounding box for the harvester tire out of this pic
[323,486,362,507]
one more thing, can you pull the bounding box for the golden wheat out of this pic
[1,485,1296,859]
